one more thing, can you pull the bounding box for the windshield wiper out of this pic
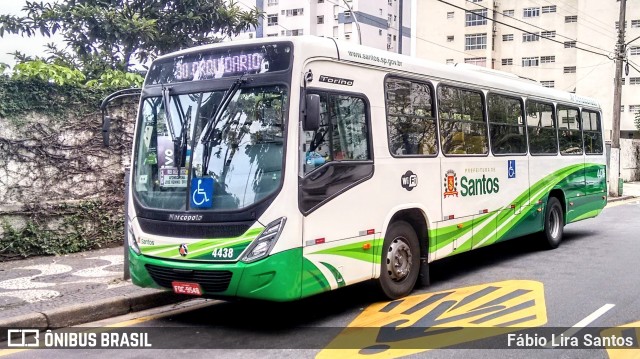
[200,77,247,175]
[162,86,190,169]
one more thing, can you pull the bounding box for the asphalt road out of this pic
[3,199,640,359]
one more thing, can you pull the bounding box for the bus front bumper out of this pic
[128,247,303,302]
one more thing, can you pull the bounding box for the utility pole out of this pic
[610,0,626,197]
[342,0,362,45]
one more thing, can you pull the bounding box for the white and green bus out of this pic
[111,36,607,301]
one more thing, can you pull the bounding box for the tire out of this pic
[541,196,564,249]
[378,221,420,299]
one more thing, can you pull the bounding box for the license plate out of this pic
[171,281,202,296]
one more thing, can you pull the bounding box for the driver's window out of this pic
[303,92,369,173]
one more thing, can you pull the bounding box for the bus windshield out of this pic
[133,85,288,211]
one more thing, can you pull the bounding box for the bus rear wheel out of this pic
[541,196,564,249]
[378,221,420,299]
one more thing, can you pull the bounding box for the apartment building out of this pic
[414,0,640,139]
[236,0,412,54]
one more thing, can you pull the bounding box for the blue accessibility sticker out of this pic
[508,160,516,179]
[191,177,213,208]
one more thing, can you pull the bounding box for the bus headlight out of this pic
[242,217,286,263]
[128,226,141,255]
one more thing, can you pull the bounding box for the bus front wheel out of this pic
[541,196,564,249]
[378,221,420,299]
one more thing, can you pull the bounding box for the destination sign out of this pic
[145,43,292,85]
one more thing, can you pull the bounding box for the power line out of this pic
[538,0,616,36]
[564,61,610,91]
[438,0,611,59]
[466,0,613,55]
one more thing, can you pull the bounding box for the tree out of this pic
[0,0,261,75]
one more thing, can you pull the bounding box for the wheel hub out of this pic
[386,237,413,282]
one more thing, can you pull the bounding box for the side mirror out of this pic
[102,114,111,147]
[303,94,320,132]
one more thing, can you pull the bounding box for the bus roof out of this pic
[155,36,601,109]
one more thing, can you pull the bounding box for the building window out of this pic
[522,57,539,67]
[621,105,625,112]
[447,12,454,19]
[564,41,576,48]
[446,59,454,64]
[630,77,640,85]
[630,47,640,55]
[503,34,514,41]
[540,56,555,63]
[503,10,514,17]
[632,20,640,28]
[622,78,626,85]
[447,35,454,42]
[629,105,640,113]
[318,0,324,2]
[565,15,578,23]
[502,58,513,65]
[523,7,540,18]
[542,5,557,13]
[540,81,555,88]
[523,33,540,42]
[466,9,487,26]
[267,0,278,5]
[465,57,487,67]
[344,10,351,17]
[385,78,438,156]
[564,66,577,73]
[267,33,278,37]
[615,21,627,29]
[286,8,304,16]
[286,29,304,36]
[465,33,487,50]
[317,15,324,24]
[541,31,556,38]
[469,0,482,2]
[267,14,278,26]
[379,29,383,35]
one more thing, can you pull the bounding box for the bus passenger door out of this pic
[298,90,377,298]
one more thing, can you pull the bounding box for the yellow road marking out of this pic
[317,280,547,359]
[602,320,640,359]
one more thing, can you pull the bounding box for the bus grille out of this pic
[145,264,233,293]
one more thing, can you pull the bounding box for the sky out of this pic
[0,0,65,68]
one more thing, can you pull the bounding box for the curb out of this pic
[0,290,184,339]
[607,195,637,203]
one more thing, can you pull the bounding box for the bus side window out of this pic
[438,85,488,155]
[557,105,583,155]
[582,110,603,154]
[385,77,437,156]
[487,93,526,155]
[303,93,370,173]
[526,101,558,155]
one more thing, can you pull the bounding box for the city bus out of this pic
[105,36,607,301]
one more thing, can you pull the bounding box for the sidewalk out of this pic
[0,246,183,332]
[607,181,640,202]
[0,184,638,333]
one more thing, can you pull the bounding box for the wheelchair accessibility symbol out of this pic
[191,177,213,208]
